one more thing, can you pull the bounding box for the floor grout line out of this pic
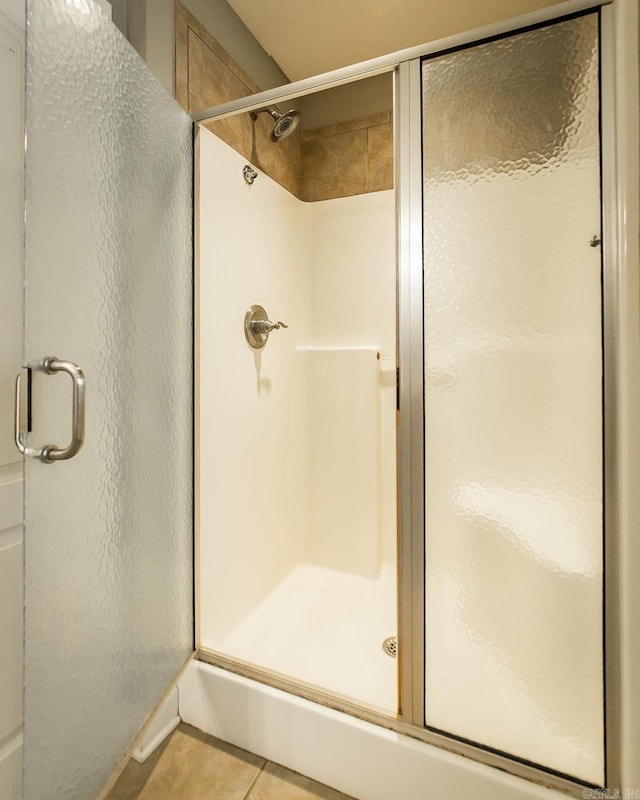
[241,758,267,800]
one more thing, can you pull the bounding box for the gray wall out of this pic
[115,0,290,96]
[110,0,392,128]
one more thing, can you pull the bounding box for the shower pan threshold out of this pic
[179,659,571,800]
[201,562,397,715]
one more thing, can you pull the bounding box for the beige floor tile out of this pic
[246,762,355,800]
[106,732,174,800]
[140,726,264,800]
[107,724,265,800]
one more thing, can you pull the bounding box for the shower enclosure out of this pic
[195,72,398,715]
[192,4,622,794]
[19,0,640,798]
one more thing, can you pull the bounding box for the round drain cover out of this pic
[382,636,397,658]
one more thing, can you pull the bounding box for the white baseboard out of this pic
[132,686,180,764]
[177,661,568,800]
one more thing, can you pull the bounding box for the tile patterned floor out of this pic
[106,723,355,800]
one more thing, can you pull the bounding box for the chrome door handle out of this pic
[15,357,86,463]
[14,373,26,456]
[40,357,86,463]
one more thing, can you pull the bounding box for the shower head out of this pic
[249,106,300,142]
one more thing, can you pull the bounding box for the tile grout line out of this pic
[241,758,268,800]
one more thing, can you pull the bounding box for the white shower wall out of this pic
[197,127,396,649]
[198,129,312,644]
[308,194,397,568]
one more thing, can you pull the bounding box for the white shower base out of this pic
[177,660,569,800]
[203,562,397,715]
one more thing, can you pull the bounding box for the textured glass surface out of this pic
[24,2,193,798]
[422,15,603,784]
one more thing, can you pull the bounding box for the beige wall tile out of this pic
[176,4,392,203]
[301,129,368,202]
[175,5,189,111]
[176,2,301,197]
[300,111,391,142]
[367,123,393,192]
[252,120,302,197]
[301,114,393,201]
[202,116,252,165]
[188,30,253,112]
[177,2,259,96]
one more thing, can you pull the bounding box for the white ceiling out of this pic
[226,0,560,82]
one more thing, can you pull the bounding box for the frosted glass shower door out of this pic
[422,13,604,785]
[22,1,193,798]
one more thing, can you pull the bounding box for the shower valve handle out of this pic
[244,305,288,350]
[253,319,288,334]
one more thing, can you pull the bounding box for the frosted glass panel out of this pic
[24,1,193,798]
[422,14,603,784]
